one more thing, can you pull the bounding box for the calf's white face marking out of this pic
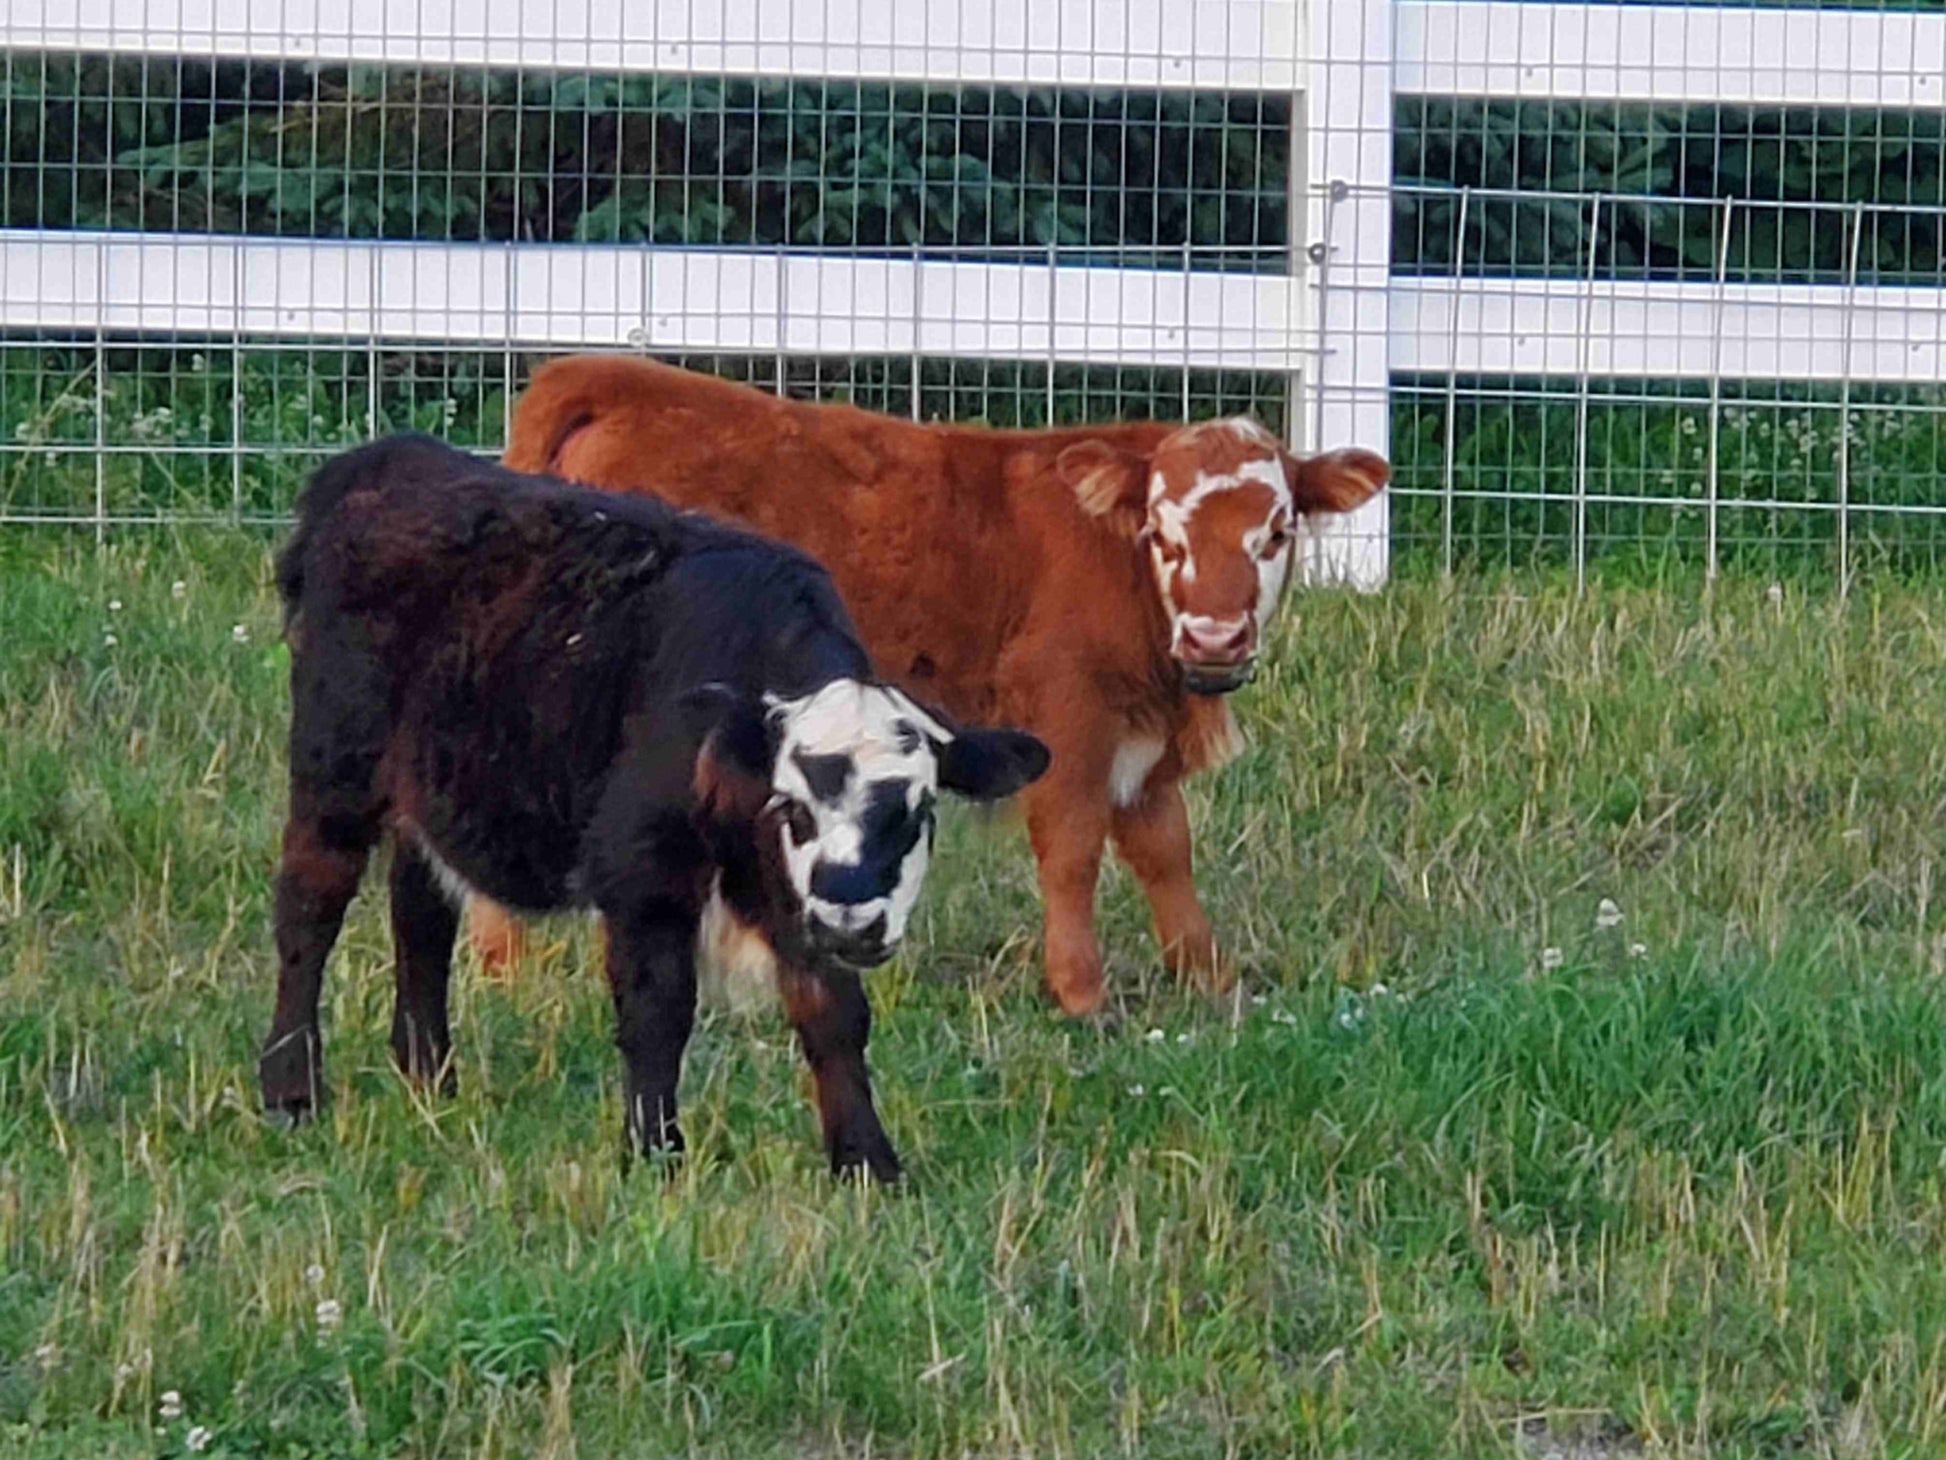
[766,678,944,958]
[1146,429,1297,675]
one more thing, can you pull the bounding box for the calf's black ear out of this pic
[937,727,1051,802]
[680,685,777,824]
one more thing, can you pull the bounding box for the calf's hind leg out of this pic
[261,814,374,1120]
[389,842,461,1094]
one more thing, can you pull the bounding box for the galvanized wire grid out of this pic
[0,39,1294,526]
[1389,4,1946,583]
[2,2,1943,588]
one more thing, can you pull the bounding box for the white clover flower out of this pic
[1174,1032,1191,1045]
[186,1426,212,1452]
[1629,942,1648,959]
[1540,947,1564,971]
[32,1343,56,1372]
[171,580,187,600]
[1126,1084,1146,1098]
[159,1390,183,1421]
[1595,898,1623,930]
[1144,1028,1164,1043]
[304,1263,325,1287]
[1766,583,1784,607]
[1250,994,1267,1007]
[231,624,250,644]
[103,632,118,648]
[108,599,122,613]
[315,1298,342,1330]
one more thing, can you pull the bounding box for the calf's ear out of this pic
[1057,441,1150,540]
[885,685,1050,801]
[680,685,776,825]
[1280,446,1390,515]
[937,727,1051,802]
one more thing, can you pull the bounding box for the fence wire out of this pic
[1,2,1942,586]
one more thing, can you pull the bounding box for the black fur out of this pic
[259,434,1048,1183]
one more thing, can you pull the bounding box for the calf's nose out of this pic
[1179,615,1254,662]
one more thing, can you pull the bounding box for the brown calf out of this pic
[468,357,1387,1014]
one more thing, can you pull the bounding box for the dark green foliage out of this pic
[1397,97,1946,283]
[0,52,1289,270]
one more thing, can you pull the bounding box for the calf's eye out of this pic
[782,801,817,846]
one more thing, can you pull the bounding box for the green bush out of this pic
[1,53,1289,270]
[1397,97,1946,283]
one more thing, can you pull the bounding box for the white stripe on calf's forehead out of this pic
[767,679,940,792]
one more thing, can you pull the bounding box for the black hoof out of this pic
[391,1043,457,1098]
[830,1132,903,1187]
[260,1032,322,1124]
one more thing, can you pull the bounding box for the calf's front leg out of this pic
[1024,774,1113,1016]
[778,962,900,1183]
[601,900,699,1157]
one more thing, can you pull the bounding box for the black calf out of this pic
[260,435,1047,1180]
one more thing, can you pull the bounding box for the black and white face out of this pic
[766,680,948,969]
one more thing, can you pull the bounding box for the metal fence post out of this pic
[1045,242,1059,426]
[1705,197,1735,586]
[1182,239,1194,421]
[910,240,923,420]
[504,241,519,452]
[781,246,793,401]
[1572,194,1603,594]
[231,243,245,524]
[1839,200,1865,600]
[1441,186,1471,578]
[94,241,107,546]
[366,248,382,440]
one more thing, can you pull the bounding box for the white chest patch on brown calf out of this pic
[1109,735,1167,808]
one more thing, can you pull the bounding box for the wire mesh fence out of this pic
[1,1,1943,586]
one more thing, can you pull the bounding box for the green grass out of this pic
[7,533,1946,1456]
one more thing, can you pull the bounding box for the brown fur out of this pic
[474,355,1386,1013]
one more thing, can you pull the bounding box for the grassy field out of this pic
[6,533,1946,1457]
